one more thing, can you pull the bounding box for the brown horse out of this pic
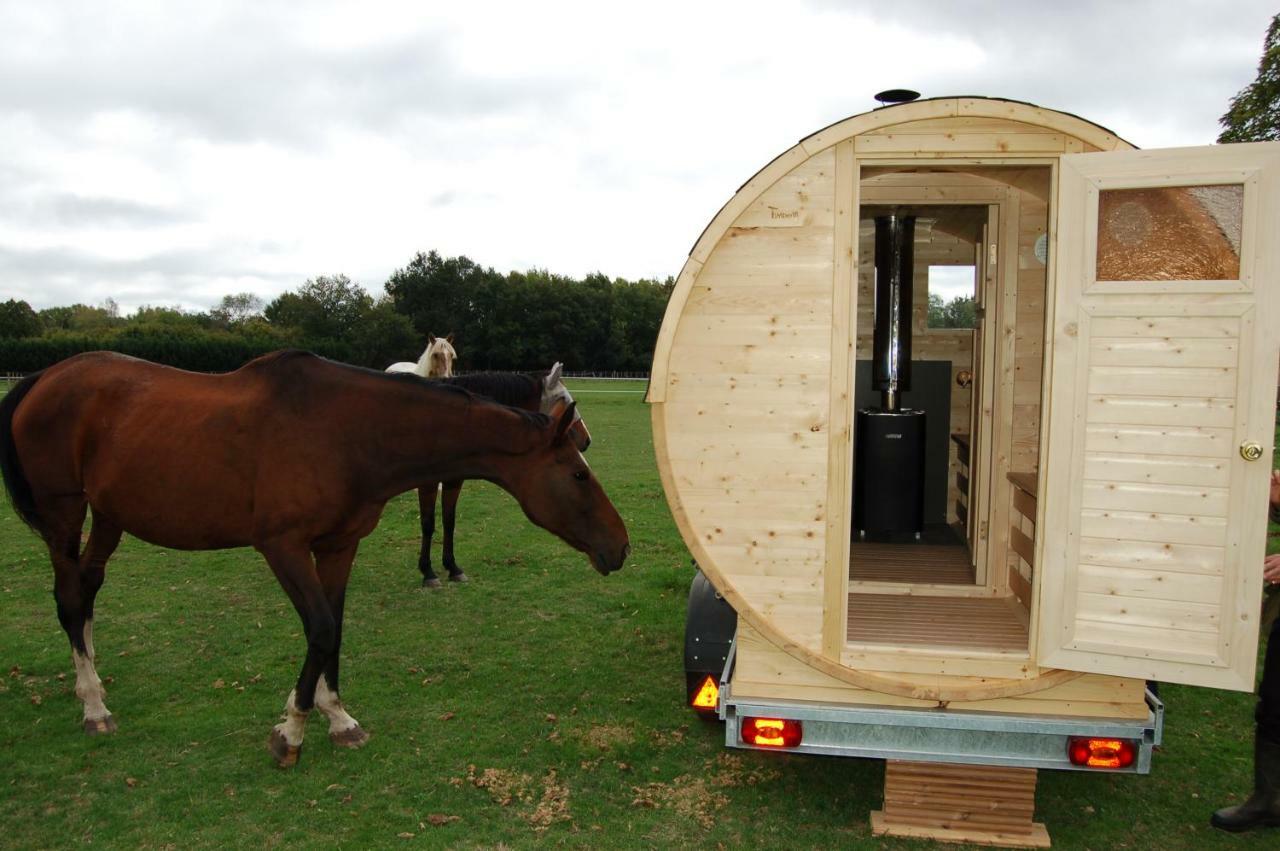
[0,350,629,767]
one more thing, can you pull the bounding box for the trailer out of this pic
[650,95,1280,847]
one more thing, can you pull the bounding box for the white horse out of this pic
[386,334,456,378]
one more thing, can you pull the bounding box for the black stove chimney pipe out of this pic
[872,214,915,412]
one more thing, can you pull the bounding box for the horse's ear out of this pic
[546,362,563,388]
[552,402,577,446]
[446,333,455,345]
[428,333,437,343]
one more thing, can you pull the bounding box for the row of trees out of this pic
[0,252,673,374]
[927,294,976,330]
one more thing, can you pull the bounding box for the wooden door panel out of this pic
[1036,143,1280,690]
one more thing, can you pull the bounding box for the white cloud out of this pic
[0,0,1274,312]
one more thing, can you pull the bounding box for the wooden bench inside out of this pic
[1006,471,1037,615]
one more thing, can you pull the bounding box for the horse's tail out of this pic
[0,370,49,541]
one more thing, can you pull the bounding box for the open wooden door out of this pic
[1036,142,1280,690]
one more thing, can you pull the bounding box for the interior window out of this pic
[927,265,977,329]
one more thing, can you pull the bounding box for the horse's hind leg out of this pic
[441,481,467,582]
[48,502,122,734]
[312,543,368,749]
[417,484,442,588]
[74,511,123,733]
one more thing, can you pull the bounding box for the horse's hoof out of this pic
[448,572,469,583]
[268,729,302,768]
[422,577,443,589]
[83,715,117,736]
[330,724,370,749]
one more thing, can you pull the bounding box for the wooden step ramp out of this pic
[871,761,1050,848]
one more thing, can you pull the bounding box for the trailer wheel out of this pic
[684,566,736,719]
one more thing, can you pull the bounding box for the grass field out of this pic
[0,379,1275,849]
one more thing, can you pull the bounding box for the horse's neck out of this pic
[367,383,537,495]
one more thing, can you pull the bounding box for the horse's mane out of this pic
[248,350,549,428]
[248,349,317,369]
[437,372,543,407]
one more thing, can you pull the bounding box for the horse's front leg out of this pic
[441,480,467,582]
[259,539,336,768]
[313,543,369,748]
[417,484,442,588]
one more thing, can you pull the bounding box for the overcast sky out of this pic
[0,0,1274,314]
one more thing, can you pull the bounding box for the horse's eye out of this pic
[573,470,589,482]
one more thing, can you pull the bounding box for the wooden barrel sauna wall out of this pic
[649,97,1141,704]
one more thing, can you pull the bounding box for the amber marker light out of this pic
[741,717,802,748]
[691,675,719,711]
[1068,737,1137,769]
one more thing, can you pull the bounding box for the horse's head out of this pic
[507,403,628,575]
[540,362,591,452]
[425,334,456,378]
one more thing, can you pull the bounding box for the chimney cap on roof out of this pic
[874,89,921,106]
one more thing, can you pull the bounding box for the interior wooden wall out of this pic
[1008,169,1052,475]
[1003,169,1051,587]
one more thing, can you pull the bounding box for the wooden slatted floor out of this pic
[849,542,975,585]
[847,594,1029,653]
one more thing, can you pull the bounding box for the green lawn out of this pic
[0,379,1274,848]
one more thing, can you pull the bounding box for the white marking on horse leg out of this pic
[72,646,109,723]
[272,689,310,747]
[84,619,96,660]
[315,674,359,735]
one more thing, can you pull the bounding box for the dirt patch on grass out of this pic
[714,752,781,787]
[464,765,573,832]
[632,776,728,829]
[631,753,782,828]
[578,723,634,751]
[527,772,571,831]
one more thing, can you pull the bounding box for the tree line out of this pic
[0,250,673,374]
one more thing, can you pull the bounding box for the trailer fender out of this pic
[684,566,737,712]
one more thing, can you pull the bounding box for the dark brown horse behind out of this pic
[418,364,591,587]
[0,350,628,766]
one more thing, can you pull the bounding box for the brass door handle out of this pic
[1241,441,1264,462]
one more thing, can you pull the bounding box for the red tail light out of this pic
[691,675,719,711]
[1068,737,1137,769]
[741,717,802,748]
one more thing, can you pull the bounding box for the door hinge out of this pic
[988,243,998,265]
[979,520,989,541]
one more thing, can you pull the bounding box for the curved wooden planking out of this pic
[649,97,1134,702]
[801,96,1132,155]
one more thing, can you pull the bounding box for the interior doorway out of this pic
[849,204,988,586]
[840,165,1052,665]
